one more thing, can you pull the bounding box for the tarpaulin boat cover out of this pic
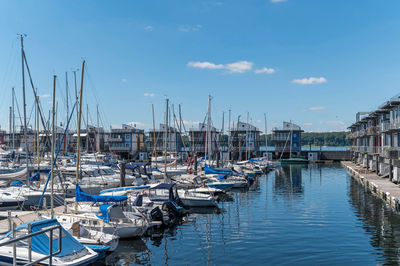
[8,219,86,257]
[96,204,113,223]
[133,194,143,206]
[75,184,127,202]
[204,165,232,175]
[29,172,40,182]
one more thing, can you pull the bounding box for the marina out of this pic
[1,1,400,264]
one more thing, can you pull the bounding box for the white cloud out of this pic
[292,77,327,85]
[40,94,50,98]
[303,122,313,126]
[178,25,202,32]
[308,106,326,111]
[187,60,253,73]
[254,67,276,74]
[144,25,154,31]
[225,61,253,73]
[121,79,127,83]
[187,61,224,70]
[144,92,155,97]
[271,0,287,3]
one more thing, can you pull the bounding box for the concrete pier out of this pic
[342,161,400,212]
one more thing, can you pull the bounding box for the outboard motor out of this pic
[150,206,164,222]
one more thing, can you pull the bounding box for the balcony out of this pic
[351,146,382,154]
[110,146,131,152]
[109,137,123,142]
[366,126,380,136]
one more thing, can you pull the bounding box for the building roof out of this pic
[272,122,303,132]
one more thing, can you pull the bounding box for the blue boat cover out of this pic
[75,184,127,202]
[29,172,40,182]
[132,194,143,206]
[204,165,232,175]
[96,204,113,223]
[10,180,24,187]
[9,219,86,257]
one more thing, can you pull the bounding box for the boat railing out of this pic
[0,222,62,266]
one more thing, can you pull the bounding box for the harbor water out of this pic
[106,164,400,265]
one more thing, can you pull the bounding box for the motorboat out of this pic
[0,218,99,265]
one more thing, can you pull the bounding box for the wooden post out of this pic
[389,159,393,181]
[366,154,369,170]
[120,161,126,187]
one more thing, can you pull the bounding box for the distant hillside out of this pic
[263,131,350,147]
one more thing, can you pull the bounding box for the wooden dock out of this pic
[342,161,400,211]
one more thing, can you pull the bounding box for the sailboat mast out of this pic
[86,104,89,153]
[246,112,249,161]
[206,96,212,165]
[228,109,231,162]
[50,75,56,219]
[152,104,157,168]
[20,35,30,183]
[36,95,40,170]
[264,113,267,157]
[75,60,85,214]
[164,98,169,182]
[66,72,69,153]
[12,87,15,150]
[289,120,293,158]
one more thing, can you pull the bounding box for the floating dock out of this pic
[342,161,400,211]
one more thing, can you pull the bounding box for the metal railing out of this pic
[350,146,383,154]
[0,222,62,266]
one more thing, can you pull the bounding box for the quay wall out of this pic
[342,161,400,212]
[298,150,351,161]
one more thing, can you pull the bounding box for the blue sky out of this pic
[1,0,400,133]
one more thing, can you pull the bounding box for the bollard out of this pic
[120,161,126,187]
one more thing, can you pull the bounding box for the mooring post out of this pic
[376,155,379,175]
[389,159,393,181]
[366,154,369,170]
[120,161,126,187]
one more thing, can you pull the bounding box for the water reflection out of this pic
[274,164,306,197]
[105,238,150,265]
[349,177,400,265]
[101,165,400,265]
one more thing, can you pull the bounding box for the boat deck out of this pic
[0,205,67,233]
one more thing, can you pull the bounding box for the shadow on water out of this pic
[349,177,400,265]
